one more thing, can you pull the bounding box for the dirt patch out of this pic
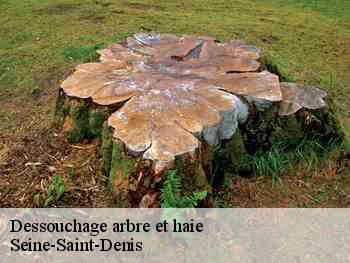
[80,14,107,23]
[34,3,80,15]
[35,66,68,89]
[0,65,70,138]
[94,1,112,7]
[262,34,279,45]
[0,128,111,207]
[111,9,125,15]
[122,1,165,11]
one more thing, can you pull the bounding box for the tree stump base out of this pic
[55,33,341,207]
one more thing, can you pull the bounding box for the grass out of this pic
[249,136,344,177]
[214,136,349,207]
[274,0,350,24]
[0,0,349,138]
[211,135,345,194]
[0,0,349,207]
[0,56,32,86]
[251,146,290,186]
[63,43,104,62]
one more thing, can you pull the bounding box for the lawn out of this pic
[0,0,349,207]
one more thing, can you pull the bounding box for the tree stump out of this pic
[55,33,340,207]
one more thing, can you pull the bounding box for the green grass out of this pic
[0,56,32,86]
[251,146,290,185]
[210,129,345,191]
[0,0,349,137]
[63,43,104,62]
[274,0,350,24]
[247,136,344,184]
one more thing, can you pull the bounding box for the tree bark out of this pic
[54,33,342,207]
[55,88,340,207]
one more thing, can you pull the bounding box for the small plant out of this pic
[33,175,66,207]
[160,170,207,244]
[160,170,207,208]
[213,195,226,208]
[250,145,291,185]
[44,175,66,207]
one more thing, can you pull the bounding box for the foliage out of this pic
[250,145,291,185]
[250,136,341,174]
[215,135,344,189]
[44,175,66,207]
[293,137,344,172]
[160,170,207,208]
[33,175,66,207]
[213,196,226,208]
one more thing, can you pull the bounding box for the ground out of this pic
[0,0,349,207]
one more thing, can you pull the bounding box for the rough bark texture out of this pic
[100,122,213,207]
[55,33,341,207]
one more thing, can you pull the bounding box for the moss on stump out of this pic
[55,89,343,207]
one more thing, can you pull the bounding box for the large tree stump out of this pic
[55,33,340,207]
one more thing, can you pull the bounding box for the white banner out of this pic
[0,209,349,262]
